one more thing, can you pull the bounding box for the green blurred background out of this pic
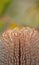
[0,0,39,34]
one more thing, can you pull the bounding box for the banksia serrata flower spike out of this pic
[0,27,39,65]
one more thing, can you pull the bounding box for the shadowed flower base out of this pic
[0,27,39,65]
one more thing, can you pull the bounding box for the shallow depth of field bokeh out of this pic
[0,0,39,34]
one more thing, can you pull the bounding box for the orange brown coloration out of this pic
[0,27,39,65]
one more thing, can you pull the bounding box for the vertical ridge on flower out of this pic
[0,27,39,65]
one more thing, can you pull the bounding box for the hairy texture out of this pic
[0,27,39,65]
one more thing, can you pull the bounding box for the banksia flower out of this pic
[0,27,39,65]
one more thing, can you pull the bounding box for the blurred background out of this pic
[0,0,39,34]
